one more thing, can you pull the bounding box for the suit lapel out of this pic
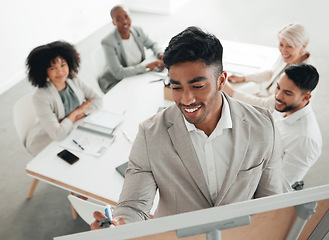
[130,27,146,61]
[215,96,251,205]
[47,82,65,119]
[167,107,212,205]
[114,30,128,67]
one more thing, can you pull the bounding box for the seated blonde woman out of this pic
[223,23,312,111]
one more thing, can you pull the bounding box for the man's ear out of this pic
[218,71,227,91]
[303,92,312,102]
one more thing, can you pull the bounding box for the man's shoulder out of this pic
[294,106,321,139]
[282,108,322,152]
[140,104,181,131]
[226,94,273,125]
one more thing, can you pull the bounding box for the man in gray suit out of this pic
[91,26,282,229]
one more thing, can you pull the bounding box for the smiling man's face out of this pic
[275,73,310,116]
[169,60,226,135]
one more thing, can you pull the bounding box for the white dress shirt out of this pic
[121,35,142,66]
[184,94,233,204]
[273,103,322,192]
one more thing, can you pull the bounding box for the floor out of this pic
[1,0,329,239]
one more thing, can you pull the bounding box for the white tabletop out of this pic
[25,40,279,207]
[221,39,279,75]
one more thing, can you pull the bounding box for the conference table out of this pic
[25,40,280,211]
[25,70,171,208]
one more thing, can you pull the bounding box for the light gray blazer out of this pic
[114,93,283,223]
[98,26,163,93]
[26,78,102,156]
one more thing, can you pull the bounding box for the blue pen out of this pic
[98,205,114,228]
[105,205,114,222]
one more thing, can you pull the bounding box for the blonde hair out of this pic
[278,23,309,48]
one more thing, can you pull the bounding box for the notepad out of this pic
[84,110,123,130]
[60,126,115,157]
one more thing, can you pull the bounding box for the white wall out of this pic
[0,0,122,95]
[124,0,190,14]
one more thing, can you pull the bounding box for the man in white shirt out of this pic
[91,26,282,229]
[273,63,322,192]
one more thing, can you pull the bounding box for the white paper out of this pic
[60,127,115,157]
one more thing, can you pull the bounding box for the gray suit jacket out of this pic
[114,93,282,223]
[26,78,102,156]
[98,26,162,93]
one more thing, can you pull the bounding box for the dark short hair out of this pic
[284,63,319,92]
[110,5,128,19]
[162,26,223,78]
[26,41,80,88]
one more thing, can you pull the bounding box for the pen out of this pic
[72,139,84,150]
[148,78,163,83]
[122,130,134,143]
[105,205,114,221]
[99,205,114,228]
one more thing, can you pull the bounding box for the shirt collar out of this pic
[274,102,312,125]
[184,93,232,136]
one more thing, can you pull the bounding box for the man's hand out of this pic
[90,211,126,230]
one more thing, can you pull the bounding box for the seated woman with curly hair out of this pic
[25,41,102,156]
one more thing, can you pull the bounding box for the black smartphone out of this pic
[57,149,79,165]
